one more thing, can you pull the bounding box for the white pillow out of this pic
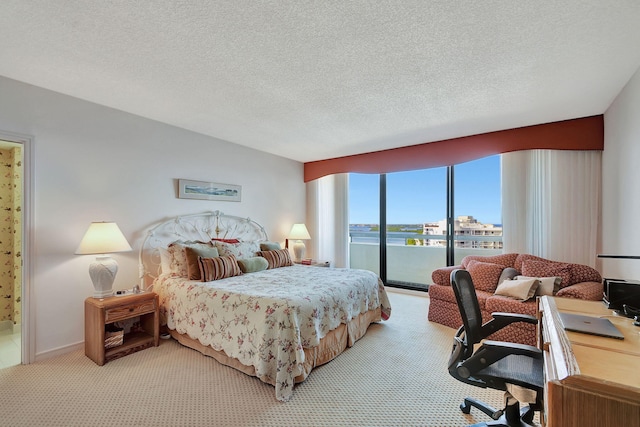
[163,240,208,277]
[494,278,539,301]
[214,240,260,260]
[515,275,561,296]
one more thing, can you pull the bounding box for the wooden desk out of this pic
[538,296,640,427]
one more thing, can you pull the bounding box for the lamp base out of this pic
[293,240,306,263]
[89,255,118,298]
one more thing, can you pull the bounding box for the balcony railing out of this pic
[349,232,503,290]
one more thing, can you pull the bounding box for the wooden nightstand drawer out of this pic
[105,300,156,322]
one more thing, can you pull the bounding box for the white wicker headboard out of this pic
[139,210,268,288]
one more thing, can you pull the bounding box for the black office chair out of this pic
[447,269,544,427]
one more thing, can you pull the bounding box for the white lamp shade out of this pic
[76,222,132,298]
[75,222,133,255]
[288,223,311,240]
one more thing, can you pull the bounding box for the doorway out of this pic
[0,134,30,367]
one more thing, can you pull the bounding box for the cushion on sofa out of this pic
[466,260,505,293]
[556,281,604,300]
[494,278,539,301]
[485,294,538,316]
[515,275,561,296]
[461,253,518,269]
[428,283,492,311]
[521,259,573,288]
[484,295,538,346]
[569,263,602,284]
[514,254,549,272]
[498,267,519,285]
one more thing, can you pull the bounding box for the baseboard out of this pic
[385,287,429,298]
[0,319,13,332]
[35,341,84,362]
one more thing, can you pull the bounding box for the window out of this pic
[348,174,380,276]
[386,169,446,287]
[453,156,503,264]
[349,155,502,291]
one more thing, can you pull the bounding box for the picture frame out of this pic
[178,179,241,202]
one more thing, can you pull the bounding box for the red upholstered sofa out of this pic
[427,253,603,346]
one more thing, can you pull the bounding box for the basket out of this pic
[104,325,124,349]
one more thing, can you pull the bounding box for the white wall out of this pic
[602,66,640,280]
[0,76,305,358]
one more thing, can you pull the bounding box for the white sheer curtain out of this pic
[502,150,601,267]
[306,174,349,268]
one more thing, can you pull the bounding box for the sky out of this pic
[348,155,502,225]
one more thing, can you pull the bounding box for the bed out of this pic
[139,211,391,401]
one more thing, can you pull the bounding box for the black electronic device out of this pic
[603,278,640,311]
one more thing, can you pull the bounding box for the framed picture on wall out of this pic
[178,179,241,202]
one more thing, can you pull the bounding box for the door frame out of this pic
[0,130,35,364]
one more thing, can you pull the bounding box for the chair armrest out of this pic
[556,281,603,301]
[431,265,462,286]
[481,340,542,359]
[491,312,538,324]
[479,312,538,338]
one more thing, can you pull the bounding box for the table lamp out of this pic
[76,222,133,298]
[288,223,311,262]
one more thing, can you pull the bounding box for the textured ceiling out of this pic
[1,1,640,162]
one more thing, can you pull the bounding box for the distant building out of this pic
[422,215,503,249]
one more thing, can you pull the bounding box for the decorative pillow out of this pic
[166,240,200,277]
[515,275,561,296]
[466,260,505,293]
[521,260,573,289]
[498,267,519,285]
[514,254,548,272]
[569,263,602,284]
[184,244,219,280]
[257,249,293,269]
[211,238,240,244]
[198,255,242,282]
[214,240,260,260]
[237,256,269,273]
[259,241,282,251]
[461,253,518,269]
[494,278,540,301]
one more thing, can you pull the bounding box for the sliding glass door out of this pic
[348,155,502,291]
[385,168,446,288]
[348,174,380,276]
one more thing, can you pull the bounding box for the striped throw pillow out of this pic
[198,255,242,282]
[257,249,293,269]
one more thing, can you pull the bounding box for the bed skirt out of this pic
[169,306,382,386]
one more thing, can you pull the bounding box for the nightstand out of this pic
[84,292,159,365]
[294,260,331,267]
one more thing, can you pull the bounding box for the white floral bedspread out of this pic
[153,265,391,401]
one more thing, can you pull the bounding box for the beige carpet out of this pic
[0,291,521,427]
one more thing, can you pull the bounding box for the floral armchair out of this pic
[427,253,603,346]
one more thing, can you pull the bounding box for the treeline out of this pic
[369,225,423,233]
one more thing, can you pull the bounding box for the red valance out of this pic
[304,115,604,182]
